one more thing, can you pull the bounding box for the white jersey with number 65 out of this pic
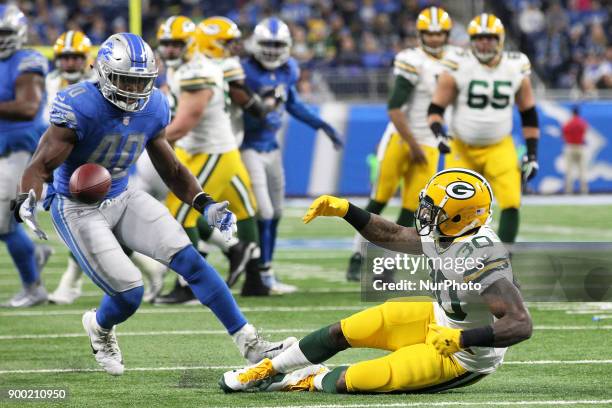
[446,51,531,146]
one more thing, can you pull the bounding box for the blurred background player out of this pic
[0,4,51,307]
[346,7,460,281]
[428,14,539,243]
[562,105,589,195]
[242,17,343,293]
[196,16,276,292]
[155,16,268,302]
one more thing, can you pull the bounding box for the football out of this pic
[69,163,112,204]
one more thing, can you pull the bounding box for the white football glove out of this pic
[521,155,539,182]
[12,189,48,240]
[204,201,237,242]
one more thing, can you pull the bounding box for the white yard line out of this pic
[1,325,611,341]
[1,361,611,375]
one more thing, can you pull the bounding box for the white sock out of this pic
[313,371,327,391]
[351,232,365,255]
[271,341,310,373]
[53,258,82,294]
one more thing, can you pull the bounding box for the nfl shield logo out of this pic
[123,116,130,126]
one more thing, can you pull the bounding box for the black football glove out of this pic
[430,121,450,154]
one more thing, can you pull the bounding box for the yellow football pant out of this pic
[166,148,257,227]
[445,135,521,209]
[340,301,471,393]
[371,132,439,211]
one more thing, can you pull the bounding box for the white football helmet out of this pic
[0,4,27,59]
[252,17,292,70]
[95,33,158,112]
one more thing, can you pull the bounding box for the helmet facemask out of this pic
[415,194,449,237]
[471,34,501,64]
[256,39,291,69]
[419,30,449,57]
[96,61,156,112]
[158,39,189,68]
[57,53,87,82]
[0,27,25,59]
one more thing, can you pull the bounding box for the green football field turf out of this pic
[1,202,611,407]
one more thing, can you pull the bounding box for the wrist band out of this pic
[343,203,371,231]
[461,325,495,348]
[192,192,215,214]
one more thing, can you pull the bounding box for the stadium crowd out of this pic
[14,0,612,92]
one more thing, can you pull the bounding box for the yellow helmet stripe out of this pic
[65,30,74,51]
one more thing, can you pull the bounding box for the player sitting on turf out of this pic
[347,6,463,281]
[12,33,295,376]
[241,17,343,294]
[428,13,539,243]
[220,168,532,394]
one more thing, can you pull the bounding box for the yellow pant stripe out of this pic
[230,175,256,217]
[176,153,220,225]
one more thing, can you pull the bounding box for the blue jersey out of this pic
[242,56,328,152]
[0,49,48,155]
[49,81,170,200]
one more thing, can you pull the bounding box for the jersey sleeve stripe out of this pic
[463,258,509,281]
[223,68,245,78]
[440,60,459,70]
[464,262,511,284]
[394,61,418,73]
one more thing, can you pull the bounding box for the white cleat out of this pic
[82,309,124,376]
[219,358,276,393]
[259,364,330,392]
[269,281,298,295]
[1,282,47,308]
[232,323,297,364]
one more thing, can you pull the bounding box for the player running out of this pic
[220,169,532,394]
[0,4,52,307]
[347,6,462,281]
[13,33,295,376]
[242,17,343,293]
[427,14,539,243]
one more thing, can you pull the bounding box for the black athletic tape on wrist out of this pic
[192,192,216,214]
[427,102,446,117]
[461,325,495,348]
[520,106,538,128]
[343,203,371,231]
[525,137,538,159]
[10,193,28,223]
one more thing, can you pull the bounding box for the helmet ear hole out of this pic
[452,215,461,222]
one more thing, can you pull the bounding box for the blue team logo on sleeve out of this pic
[49,90,79,130]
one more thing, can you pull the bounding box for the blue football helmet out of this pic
[252,17,292,70]
[94,33,158,112]
[0,4,27,59]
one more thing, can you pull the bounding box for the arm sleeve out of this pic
[387,75,415,110]
[285,85,326,129]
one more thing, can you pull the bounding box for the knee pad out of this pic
[345,359,392,392]
[341,307,384,345]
